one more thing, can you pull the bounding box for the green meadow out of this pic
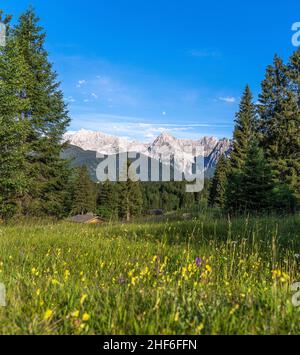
[1,214,300,335]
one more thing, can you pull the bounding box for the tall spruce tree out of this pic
[13,7,71,216]
[230,85,257,172]
[287,49,300,200]
[0,12,31,219]
[208,155,230,208]
[118,161,143,221]
[72,167,96,215]
[258,54,300,200]
[97,181,119,220]
[226,142,275,213]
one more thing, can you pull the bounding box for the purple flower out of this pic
[118,277,126,285]
[196,257,203,268]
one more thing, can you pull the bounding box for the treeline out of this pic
[209,52,300,214]
[70,166,209,221]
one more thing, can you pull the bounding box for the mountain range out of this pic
[62,129,232,181]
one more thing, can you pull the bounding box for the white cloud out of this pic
[218,96,236,103]
[76,80,87,88]
[91,93,99,99]
[70,113,230,141]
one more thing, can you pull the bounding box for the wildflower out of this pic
[64,269,70,280]
[118,277,126,285]
[205,264,212,273]
[36,289,41,296]
[43,309,53,321]
[196,257,203,268]
[71,310,80,318]
[82,313,90,322]
[131,276,138,286]
[272,269,289,283]
[140,266,150,278]
[229,304,240,316]
[80,294,88,305]
[196,323,204,334]
[51,279,60,286]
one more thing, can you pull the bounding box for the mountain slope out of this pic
[62,130,232,180]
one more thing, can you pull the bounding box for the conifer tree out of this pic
[97,181,119,219]
[208,155,230,208]
[230,85,257,172]
[258,54,300,200]
[118,161,143,221]
[118,180,143,221]
[72,167,96,215]
[0,12,31,219]
[226,142,275,213]
[13,7,71,216]
[286,49,300,199]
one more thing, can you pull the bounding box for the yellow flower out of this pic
[80,294,88,305]
[272,269,289,283]
[71,310,80,318]
[43,309,53,321]
[36,289,41,296]
[51,279,60,286]
[196,323,204,334]
[82,313,90,322]
[205,264,212,273]
[229,304,240,316]
[131,276,138,286]
[64,269,70,280]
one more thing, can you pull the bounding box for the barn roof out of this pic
[68,213,103,223]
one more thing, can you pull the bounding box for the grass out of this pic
[0,214,300,334]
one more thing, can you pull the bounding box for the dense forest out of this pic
[0,7,299,222]
[208,58,300,214]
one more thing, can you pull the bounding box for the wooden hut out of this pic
[68,213,104,225]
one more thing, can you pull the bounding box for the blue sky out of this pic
[3,0,299,141]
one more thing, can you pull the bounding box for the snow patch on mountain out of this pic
[63,129,232,175]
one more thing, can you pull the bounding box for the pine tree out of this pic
[230,85,257,172]
[287,49,300,200]
[226,142,275,213]
[208,155,230,208]
[258,54,300,200]
[72,167,96,215]
[0,12,31,219]
[118,160,143,221]
[118,180,143,221]
[97,181,119,219]
[13,7,71,216]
